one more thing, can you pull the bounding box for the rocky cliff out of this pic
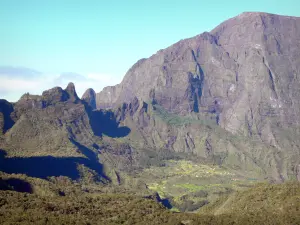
[96,12,300,141]
[94,12,300,181]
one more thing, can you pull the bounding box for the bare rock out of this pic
[82,88,96,109]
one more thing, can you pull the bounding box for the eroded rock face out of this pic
[42,87,69,105]
[96,12,300,145]
[113,98,276,179]
[210,12,300,138]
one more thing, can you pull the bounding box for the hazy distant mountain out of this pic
[0,66,42,77]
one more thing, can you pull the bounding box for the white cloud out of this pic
[0,75,56,102]
[0,71,122,102]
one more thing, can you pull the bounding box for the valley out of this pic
[141,160,261,212]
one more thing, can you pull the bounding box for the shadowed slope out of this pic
[0,149,106,180]
[0,100,14,134]
[0,177,32,193]
[88,109,131,138]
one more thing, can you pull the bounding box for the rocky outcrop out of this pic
[2,85,91,156]
[0,83,110,181]
[82,88,96,109]
[42,87,69,105]
[65,82,80,103]
[11,83,81,121]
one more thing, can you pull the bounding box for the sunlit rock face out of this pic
[96,12,300,140]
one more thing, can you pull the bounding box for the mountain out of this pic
[1,12,300,216]
[94,12,300,181]
[0,82,134,183]
[97,12,300,134]
[0,82,174,186]
[97,11,300,138]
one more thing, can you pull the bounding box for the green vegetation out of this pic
[139,160,262,212]
[198,182,300,224]
[152,103,217,127]
[1,80,300,224]
[1,172,300,225]
[0,190,181,225]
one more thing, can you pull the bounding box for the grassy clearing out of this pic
[147,181,167,198]
[174,183,206,192]
[139,160,261,212]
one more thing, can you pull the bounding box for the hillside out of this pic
[199,181,300,224]
[1,173,300,225]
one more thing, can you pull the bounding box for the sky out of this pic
[0,0,299,102]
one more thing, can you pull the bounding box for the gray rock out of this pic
[82,88,96,109]
[65,82,79,103]
[96,12,300,143]
[95,12,300,181]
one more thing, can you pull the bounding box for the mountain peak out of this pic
[82,88,96,109]
[65,82,79,102]
[83,88,96,95]
[236,11,296,18]
[238,11,269,17]
[66,82,76,92]
[211,11,298,32]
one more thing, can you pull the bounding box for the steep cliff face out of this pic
[210,12,300,139]
[96,12,300,144]
[93,12,300,181]
[111,98,290,181]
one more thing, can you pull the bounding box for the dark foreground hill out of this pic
[0,173,300,225]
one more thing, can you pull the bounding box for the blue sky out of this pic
[0,0,299,101]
